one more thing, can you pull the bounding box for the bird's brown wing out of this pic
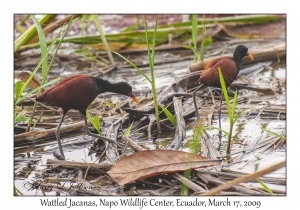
[199,57,237,88]
[204,57,226,69]
[37,75,97,109]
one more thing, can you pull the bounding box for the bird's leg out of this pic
[55,112,66,159]
[84,116,123,147]
[192,84,203,119]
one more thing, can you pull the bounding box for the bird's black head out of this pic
[233,45,254,60]
[91,77,139,104]
[115,82,133,95]
[114,82,139,104]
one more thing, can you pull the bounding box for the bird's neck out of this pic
[91,77,122,95]
[232,55,243,74]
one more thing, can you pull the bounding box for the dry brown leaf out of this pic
[14,71,45,92]
[107,150,222,185]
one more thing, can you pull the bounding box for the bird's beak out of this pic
[247,52,254,60]
[128,92,139,104]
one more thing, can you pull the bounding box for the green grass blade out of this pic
[144,15,152,70]
[86,112,101,135]
[191,14,198,47]
[183,119,204,195]
[31,15,48,81]
[182,45,193,50]
[205,126,229,136]
[86,112,94,124]
[124,122,134,136]
[93,115,101,134]
[14,115,30,122]
[263,129,286,141]
[144,14,161,133]
[80,15,92,33]
[231,90,238,120]
[18,26,192,51]
[218,68,231,117]
[14,80,23,105]
[32,112,43,130]
[150,15,158,69]
[14,15,53,52]
[92,15,115,64]
[182,169,191,195]
[158,15,283,29]
[256,179,274,195]
[15,15,30,33]
[159,104,177,126]
[199,15,207,62]
[122,22,142,32]
[233,107,251,124]
[203,36,213,47]
[192,124,204,153]
[191,14,198,62]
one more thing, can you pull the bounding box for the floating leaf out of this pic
[107,150,221,185]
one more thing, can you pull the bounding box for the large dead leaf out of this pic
[107,150,222,185]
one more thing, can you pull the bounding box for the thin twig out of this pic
[196,161,285,195]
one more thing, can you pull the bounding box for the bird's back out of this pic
[199,56,237,88]
[36,74,97,111]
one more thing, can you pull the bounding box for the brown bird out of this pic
[193,45,254,118]
[36,74,139,159]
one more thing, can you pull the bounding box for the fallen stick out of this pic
[46,159,112,170]
[195,161,285,196]
[14,120,86,144]
[122,135,145,152]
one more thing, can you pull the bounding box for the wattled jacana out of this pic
[36,74,139,159]
[192,45,253,140]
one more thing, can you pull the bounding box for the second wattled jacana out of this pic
[193,45,254,117]
[36,74,139,159]
[192,45,253,141]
